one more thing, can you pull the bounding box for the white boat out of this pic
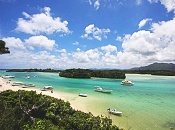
[2,75,15,79]
[22,83,35,88]
[12,82,23,86]
[94,86,113,93]
[121,79,134,85]
[26,76,30,79]
[41,86,53,91]
[107,108,122,115]
[79,93,87,97]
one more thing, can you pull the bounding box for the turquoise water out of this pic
[1,71,175,130]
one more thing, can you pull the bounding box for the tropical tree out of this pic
[0,40,10,54]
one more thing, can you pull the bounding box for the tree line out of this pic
[59,69,126,79]
[6,68,61,73]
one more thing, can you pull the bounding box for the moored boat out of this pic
[22,83,35,88]
[2,75,15,79]
[107,108,122,115]
[26,75,30,79]
[41,86,53,91]
[121,79,134,85]
[12,82,23,86]
[79,93,87,97]
[94,86,113,93]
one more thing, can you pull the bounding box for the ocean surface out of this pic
[1,70,175,130]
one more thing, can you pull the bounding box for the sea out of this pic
[0,70,175,130]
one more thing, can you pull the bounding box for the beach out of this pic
[0,77,91,114]
[0,72,175,130]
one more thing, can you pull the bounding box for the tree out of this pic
[0,40,10,54]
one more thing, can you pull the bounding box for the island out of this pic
[59,69,126,79]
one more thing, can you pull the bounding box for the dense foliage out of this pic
[0,90,120,130]
[59,69,126,79]
[0,40,10,54]
[6,68,61,73]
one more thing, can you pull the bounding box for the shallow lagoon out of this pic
[1,71,175,130]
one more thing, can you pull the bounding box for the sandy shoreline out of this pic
[0,77,89,113]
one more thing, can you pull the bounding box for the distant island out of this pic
[131,62,175,71]
[127,63,175,76]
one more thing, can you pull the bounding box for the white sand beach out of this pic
[0,77,90,114]
[0,77,63,99]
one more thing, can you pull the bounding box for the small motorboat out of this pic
[22,83,35,88]
[41,86,53,91]
[2,75,15,79]
[79,93,87,97]
[26,76,30,79]
[107,108,122,115]
[12,82,23,86]
[94,86,113,93]
[121,79,134,85]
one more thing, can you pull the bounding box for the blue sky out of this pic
[0,0,175,69]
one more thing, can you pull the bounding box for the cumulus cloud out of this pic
[15,7,71,35]
[81,24,110,41]
[101,44,117,53]
[72,48,101,63]
[117,17,175,67]
[24,35,56,50]
[138,18,152,29]
[2,37,26,50]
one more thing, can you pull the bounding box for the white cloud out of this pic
[24,35,56,50]
[72,48,101,63]
[94,0,100,10]
[138,18,152,29]
[15,7,71,35]
[2,16,175,69]
[88,0,92,5]
[81,24,110,41]
[88,0,100,10]
[148,0,175,13]
[160,0,175,13]
[117,17,175,67]
[72,41,79,45]
[2,37,26,50]
[148,0,159,3]
[136,0,142,5]
[101,44,117,53]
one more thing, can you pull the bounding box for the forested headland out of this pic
[0,90,120,130]
[59,69,126,79]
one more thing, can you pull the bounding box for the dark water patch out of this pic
[162,122,175,129]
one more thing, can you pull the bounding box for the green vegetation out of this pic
[59,69,126,79]
[0,40,10,54]
[0,90,120,130]
[6,68,61,73]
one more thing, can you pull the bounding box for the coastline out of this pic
[0,77,89,114]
